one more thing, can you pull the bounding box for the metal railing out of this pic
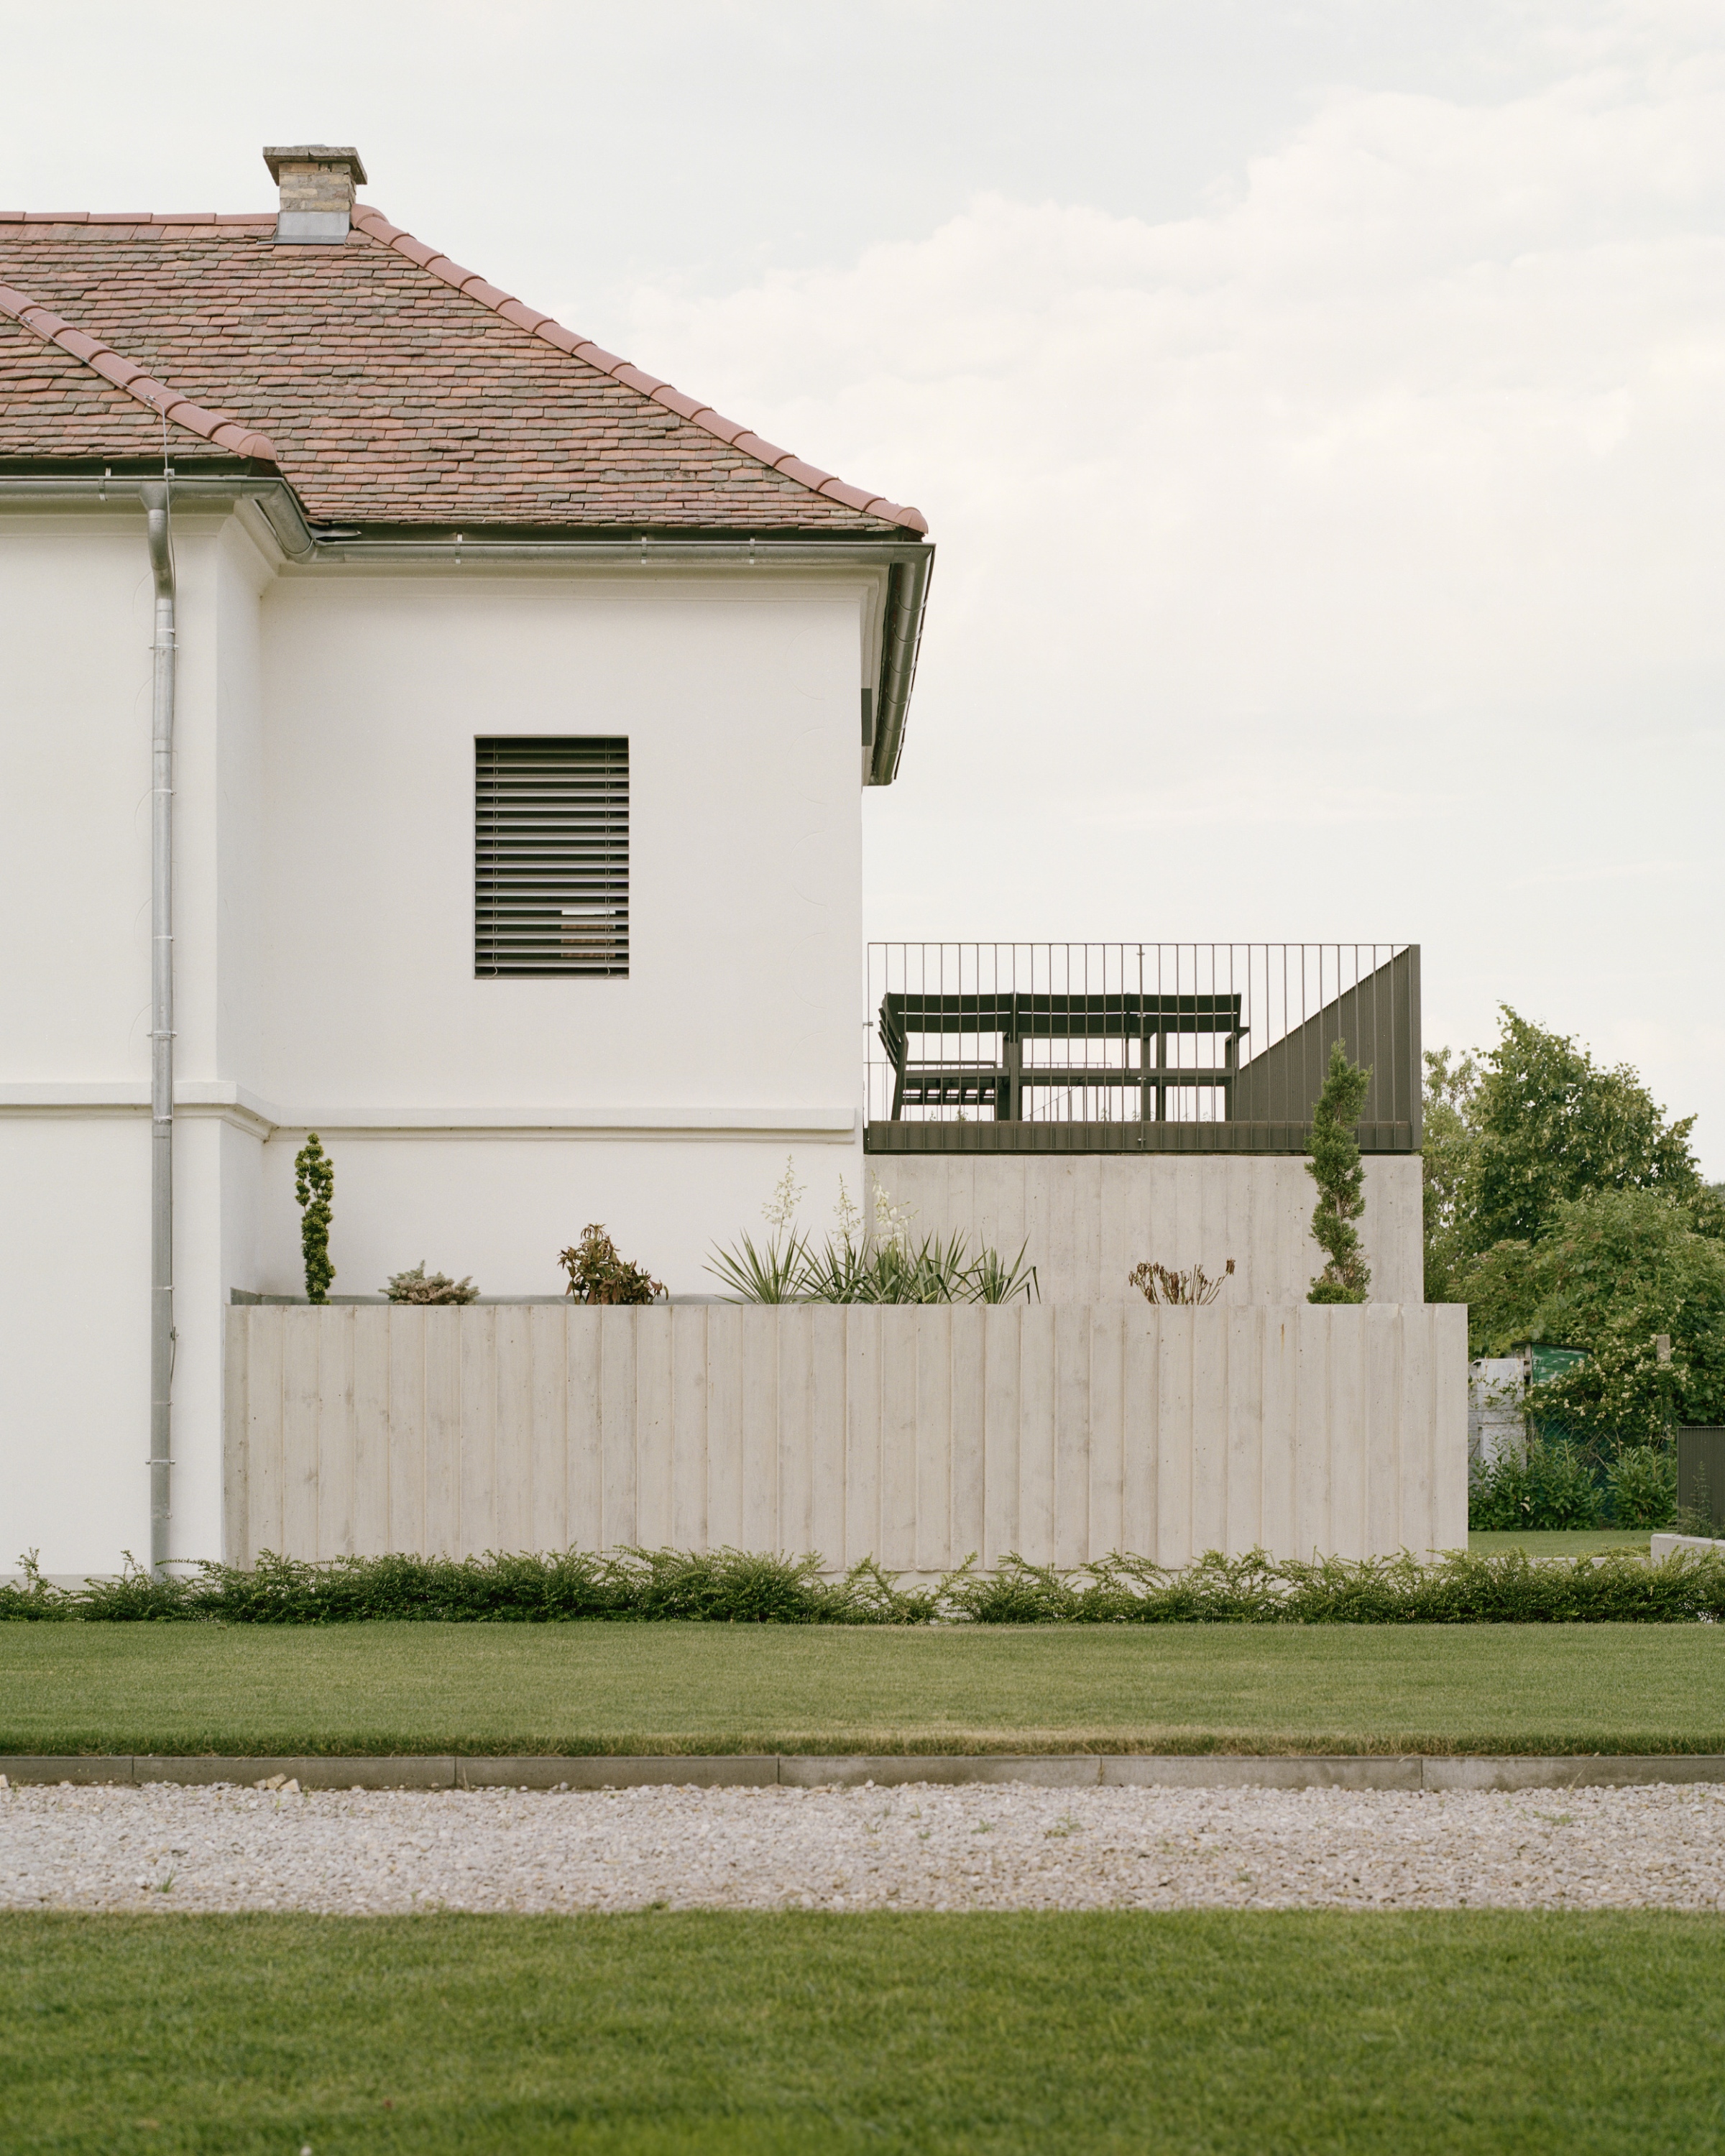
[865,944,1420,1155]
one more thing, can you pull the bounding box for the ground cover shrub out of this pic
[385,1263,479,1304]
[6,1542,1721,1626]
[1469,1437,1604,1530]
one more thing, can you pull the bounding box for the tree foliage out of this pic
[1422,1008,1719,1301]
[1421,1045,1480,1302]
[293,1133,335,1304]
[1458,1187,1725,1442]
[1306,1041,1372,1304]
[1466,1008,1706,1250]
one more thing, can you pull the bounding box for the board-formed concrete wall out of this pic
[872,1153,1423,1309]
[224,1300,1467,1574]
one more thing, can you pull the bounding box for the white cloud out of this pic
[614,43,1725,1164]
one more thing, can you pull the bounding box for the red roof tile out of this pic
[0,204,928,535]
[0,315,247,461]
[0,281,278,461]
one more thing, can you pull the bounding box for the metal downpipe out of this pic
[141,482,176,1577]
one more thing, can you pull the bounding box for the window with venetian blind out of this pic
[474,736,629,977]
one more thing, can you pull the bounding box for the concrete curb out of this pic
[4,1754,1725,1792]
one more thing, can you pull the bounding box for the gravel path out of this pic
[4,1778,1724,1912]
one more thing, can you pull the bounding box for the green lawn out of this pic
[4,1621,1723,1756]
[4,1911,1723,2154]
[1468,1530,1652,1557]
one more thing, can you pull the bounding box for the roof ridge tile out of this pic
[0,276,278,464]
[345,201,928,534]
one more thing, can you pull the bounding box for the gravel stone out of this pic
[4,1780,1724,1913]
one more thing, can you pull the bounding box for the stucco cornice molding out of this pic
[0,1084,858,1143]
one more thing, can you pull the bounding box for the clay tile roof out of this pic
[0,280,277,461]
[0,205,928,535]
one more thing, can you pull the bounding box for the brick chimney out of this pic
[263,145,367,244]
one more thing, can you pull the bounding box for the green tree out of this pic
[294,1133,336,1304]
[1463,1008,1705,1254]
[1458,1187,1725,1442]
[1421,1045,1480,1301]
[1307,1041,1372,1304]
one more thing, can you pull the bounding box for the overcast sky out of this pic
[6,0,1723,1167]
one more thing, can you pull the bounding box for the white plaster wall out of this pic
[0,513,159,1573]
[0,1119,150,1573]
[252,1130,860,1302]
[254,572,867,1116]
[1,519,876,1572]
[0,515,157,1082]
[876,1152,1425,1307]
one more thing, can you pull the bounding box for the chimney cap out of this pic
[263,144,368,185]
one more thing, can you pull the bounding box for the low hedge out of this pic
[4,1542,1723,1626]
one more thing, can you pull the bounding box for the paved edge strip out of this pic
[4,1755,1725,1792]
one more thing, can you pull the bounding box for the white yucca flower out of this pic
[869,1169,916,1253]
[763,1153,805,1231]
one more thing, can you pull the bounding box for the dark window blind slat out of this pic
[475,735,628,977]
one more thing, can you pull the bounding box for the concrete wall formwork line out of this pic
[875,1153,1423,1309]
[224,1302,1468,1572]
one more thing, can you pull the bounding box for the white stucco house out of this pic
[1,148,1452,1583]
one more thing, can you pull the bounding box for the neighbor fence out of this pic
[1677,1427,1725,1534]
[225,1302,1466,1576]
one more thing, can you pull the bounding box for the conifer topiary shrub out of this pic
[1307,1041,1372,1304]
[293,1133,336,1304]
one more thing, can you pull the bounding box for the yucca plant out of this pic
[797,1231,874,1303]
[704,1229,814,1304]
[970,1240,1039,1304]
[709,1164,1039,1305]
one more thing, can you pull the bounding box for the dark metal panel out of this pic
[1231,946,1420,1133]
[1676,1427,1725,1532]
[865,1120,1417,1156]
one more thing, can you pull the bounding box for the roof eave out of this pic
[0,468,933,782]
